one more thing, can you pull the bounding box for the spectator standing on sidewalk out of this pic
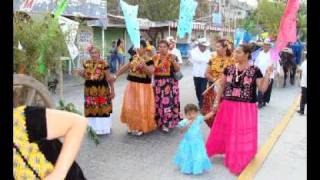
[297,53,307,115]
[116,38,126,69]
[109,41,118,74]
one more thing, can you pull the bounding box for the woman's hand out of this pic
[107,74,116,83]
[265,65,273,77]
[110,89,115,99]
[212,102,219,114]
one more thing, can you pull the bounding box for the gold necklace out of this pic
[235,64,249,82]
[89,60,99,80]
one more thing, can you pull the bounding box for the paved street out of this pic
[53,64,305,180]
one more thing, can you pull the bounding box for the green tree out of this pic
[297,1,307,42]
[13,12,68,82]
[107,0,180,21]
[254,0,285,36]
[108,0,211,21]
[106,0,210,41]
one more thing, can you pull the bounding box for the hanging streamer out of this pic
[37,0,69,74]
[234,28,245,47]
[58,16,79,60]
[177,0,198,39]
[120,0,140,48]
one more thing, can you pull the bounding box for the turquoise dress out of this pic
[173,115,213,175]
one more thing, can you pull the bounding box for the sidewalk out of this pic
[255,111,307,180]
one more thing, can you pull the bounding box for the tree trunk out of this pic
[17,64,26,74]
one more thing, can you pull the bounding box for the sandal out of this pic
[132,131,143,136]
[162,126,169,133]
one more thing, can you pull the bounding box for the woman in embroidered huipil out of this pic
[78,45,115,135]
[202,39,234,127]
[205,44,273,175]
[116,40,157,136]
[13,106,87,180]
[153,40,181,133]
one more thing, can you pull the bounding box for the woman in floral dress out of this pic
[79,45,115,135]
[153,40,181,132]
[202,39,234,127]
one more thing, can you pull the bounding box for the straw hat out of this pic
[197,37,210,46]
[263,38,272,45]
[166,36,177,43]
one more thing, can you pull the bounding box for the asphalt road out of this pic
[53,64,303,180]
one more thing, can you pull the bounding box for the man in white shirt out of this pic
[297,54,307,115]
[167,36,183,64]
[189,37,211,108]
[254,39,279,108]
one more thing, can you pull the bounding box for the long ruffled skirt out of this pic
[154,77,181,129]
[205,100,258,175]
[120,81,157,133]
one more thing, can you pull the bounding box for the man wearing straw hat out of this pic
[189,37,212,109]
[254,38,278,108]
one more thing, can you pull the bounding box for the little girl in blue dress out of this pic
[173,104,214,175]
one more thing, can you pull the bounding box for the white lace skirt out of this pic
[88,115,112,135]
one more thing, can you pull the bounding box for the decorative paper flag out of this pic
[19,0,36,12]
[272,0,300,62]
[120,0,140,48]
[212,13,222,26]
[177,0,198,38]
[243,31,252,44]
[234,28,245,47]
[58,16,79,60]
[37,0,69,74]
[18,41,23,50]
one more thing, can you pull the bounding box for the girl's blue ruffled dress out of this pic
[173,115,213,175]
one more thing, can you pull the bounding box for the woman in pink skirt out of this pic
[205,44,273,175]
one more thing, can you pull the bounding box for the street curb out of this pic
[238,96,300,180]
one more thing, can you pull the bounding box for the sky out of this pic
[239,0,258,8]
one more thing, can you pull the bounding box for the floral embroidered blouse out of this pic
[207,55,234,82]
[127,54,154,84]
[153,54,178,78]
[223,65,263,103]
[83,59,109,81]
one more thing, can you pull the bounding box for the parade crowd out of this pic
[13,36,306,179]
